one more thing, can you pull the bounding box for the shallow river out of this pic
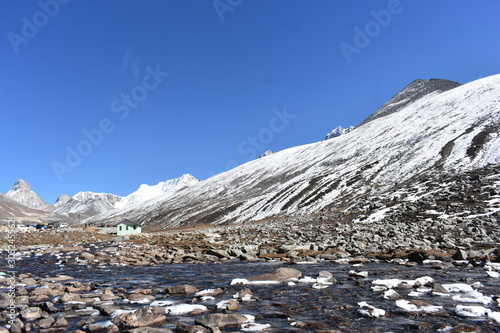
[4,251,500,332]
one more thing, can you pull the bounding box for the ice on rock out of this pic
[488,312,500,324]
[442,283,474,293]
[396,300,444,314]
[452,291,492,305]
[455,305,491,317]
[165,304,208,315]
[358,301,386,318]
[241,315,271,332]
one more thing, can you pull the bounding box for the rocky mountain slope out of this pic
[5,179,50,211]
[357,78,462,127]
[0,174,200,224]
[86,74,500,230]
[0,193,65,224]
[52,192,123,219]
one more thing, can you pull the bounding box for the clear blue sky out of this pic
[1,0,499,204]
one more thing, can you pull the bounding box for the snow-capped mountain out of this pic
[0,192,68,224]
[50,174,198,220]
[5,179,50,211]
[52,192,123,218]
[115,174,198,209]
[86,74,500,229]
[325,126,355,140]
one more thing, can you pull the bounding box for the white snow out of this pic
[383,289,399,299]
[241,315,271,332]
[75,307,100,316]
[231,278,281,285]
[91,320,113,328]
[349,270,368,278]
[195,289,217,296]
[396,300,443,313]
[216,299,238,309]
[452,291,492,305]
[441,283,474,293]
[487,270,500,278]
[488,312,500,324]
[129,297,152,304]
[371,276,434,291]
[358,301,386,317]
[455,305,491,317]
[115,174,198,209]
[486,263,500,278]
[298,276,317,283]
[165,303,207,315]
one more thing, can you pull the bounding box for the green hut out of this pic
[115,219,142,235]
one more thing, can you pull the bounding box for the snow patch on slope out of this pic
[115,174,198,209]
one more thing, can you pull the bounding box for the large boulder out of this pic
[195,313,247,329]
[165,284,199,295]
[248,267,302,282]
[112,306,167,329]
[126,328,173,333]
[20,307,43,320]
[175,322,210,333]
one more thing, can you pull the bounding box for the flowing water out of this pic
[3,251,500,332]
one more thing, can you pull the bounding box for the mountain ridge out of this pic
[357,78,462,127]
[84,74,500,229]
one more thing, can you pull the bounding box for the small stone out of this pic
[79,252,95,261]
[38,316,55,329]
[453,249,468,260]
[206,249,231,258]
[52,316,69,328]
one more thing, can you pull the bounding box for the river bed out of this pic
[2,249,500,332]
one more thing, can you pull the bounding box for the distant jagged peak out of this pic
[54,194,71,206]
[6,179,50,211]
[259,150,275,158]
[114,174,199,209]
[358,78,462,127]
[325,125,355,140]
[72,191,122,202]
[10,179,31,192]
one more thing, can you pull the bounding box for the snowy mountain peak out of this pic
[11,179,30,192]
[325,126,355,140]
[6,179,50,211]
[72,191,122,203]
[114,174,199,209]
[52,191,122,217]
[55,194,71,205]
[358,78,461,127]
